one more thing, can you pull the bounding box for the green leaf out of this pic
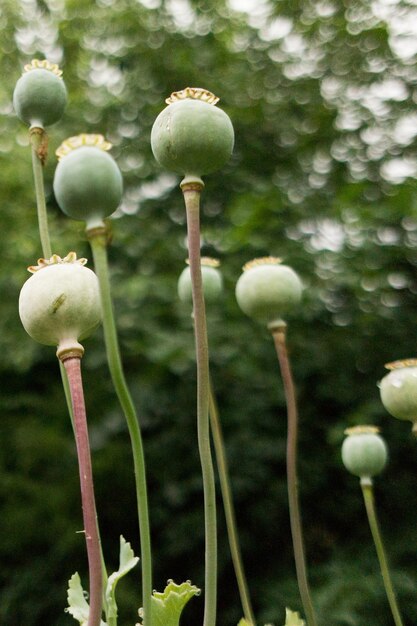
[65,572,107,626]
[138,579,200,626]
[105,535,139,622]
[237,620,251,626]
[283,608,305,626]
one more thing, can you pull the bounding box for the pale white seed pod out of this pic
[235,257,303,327]
[342,426,388,482]
[379,359,417,435]
[178,258,223,304]
[19,253,101,357]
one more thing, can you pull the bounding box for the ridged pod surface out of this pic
[19,254,101,350]
[178,258,223,304]
[13,60,67,128]
[151,88,234,177]
[53,135,123,228]
[235,257,303,326]
[342,426,387,479]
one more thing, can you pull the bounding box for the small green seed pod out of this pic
[53,134,123,229]
[178,257,223,304]
[151,87,234,177]
[379,359,417,435]
[19,253,101,358]
[13,59,67,128]
[342,426,388,481]
[235,257,303,327]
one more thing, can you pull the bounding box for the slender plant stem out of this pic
[208,378,255,625]
[271,325,318,626]
[27,124,111,611]
[29,127,52,258]
[361,481,404,626]
[27,127,110,609]
[60,361,109,620]
[88,230,152,626]
[60,361,75,431]
[182,180,217,626]
[62,356,103,626]
[29,129,74,435]
[28,128,73,429]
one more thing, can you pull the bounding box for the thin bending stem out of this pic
[208,378,255,625]
[88,231,152,626]
[271,326,318,626]
[29,127,52,258]
[182,180,217,626]
[62,356,103,626]
[361,481,404,626]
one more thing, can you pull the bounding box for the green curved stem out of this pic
[62,356,103,626]
[208,379,255,625]
[88,230,152,626]
[29,127,52,258]
[361,480,404,626]
[182,180,217,626]
[271,325,318,626]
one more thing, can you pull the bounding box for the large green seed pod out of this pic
[342,426,388,480]
[19,253,101,357]
[151,87,234,177]
[235,257,303,327]
[379,359,417,434]
[178,257,223,304]
[53,134,123,229]
[13,59,67,128]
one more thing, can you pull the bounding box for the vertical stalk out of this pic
[29,127,52,258]
[27,125,110,610]
[208,379,255,625]
[181,179,217,626]
[62,355,103,626]
[271,325,318,626]
[87,229,152,626]
[361,480,404,626]
[28,127,74,428]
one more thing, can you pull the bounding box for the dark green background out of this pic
[1,0,417,624]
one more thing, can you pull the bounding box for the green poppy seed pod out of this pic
[151,87,234,177]
[19,253,101,359]
[379,359,417,435]
[13,60,67,128]
[342,426,388,482]
[53,134,123,230]
[178,258,223,304]
[235,257,303,327]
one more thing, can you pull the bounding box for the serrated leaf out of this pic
[65,572,107,626]
[137,579,200,626]
[105,535,139,621]
[284,608,305,626]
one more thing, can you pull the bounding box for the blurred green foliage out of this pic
[1,0,417,624]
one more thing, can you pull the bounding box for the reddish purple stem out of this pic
[63,356,103,626]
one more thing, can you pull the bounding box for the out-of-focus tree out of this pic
[1,0,417,624]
